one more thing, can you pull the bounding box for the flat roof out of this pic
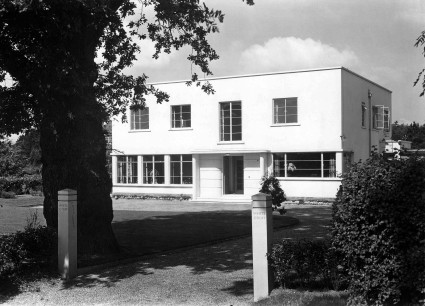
[148,66,392,93]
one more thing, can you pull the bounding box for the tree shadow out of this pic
[3,206,332,303]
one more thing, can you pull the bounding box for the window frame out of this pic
[373,105,390,130]
[130,107,149,130]
[361,102,366,128]
[171,105,191,129]
[170,154,193,185]
[273,152,337,179]
[219,101,242,142]
[117,155,138,184]
[273,97,298,125]
[142,155,165,184]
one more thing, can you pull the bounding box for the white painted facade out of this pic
[111,67,392,202]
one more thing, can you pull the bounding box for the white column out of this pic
[192,154,200,199]
[58,189,77,280]
[259,154,265,178]
[111,155,117,184]
[137,155,142,184]
[164,154,170,185]
[252,193,273,302]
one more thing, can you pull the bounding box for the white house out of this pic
[111,67,391,202]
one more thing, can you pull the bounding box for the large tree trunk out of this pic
[41,76,119,255]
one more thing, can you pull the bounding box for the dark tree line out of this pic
[392,122,425,149]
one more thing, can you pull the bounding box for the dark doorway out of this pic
[223,156,244,194]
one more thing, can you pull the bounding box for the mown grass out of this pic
[256,289,348,306]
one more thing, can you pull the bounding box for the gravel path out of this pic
[4,205,331,306]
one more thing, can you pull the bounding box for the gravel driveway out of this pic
[3,204,332,306]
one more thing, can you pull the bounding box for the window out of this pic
[170,155,192,184]
[361,102,366,127]
[143,155,164,184]
[273,152,337,178]
[130,108,149,130]
[117,156,138,183]
[273,98,298,124]
[220,101,242,141]
[171,105,191,128]
[373,105,390,130]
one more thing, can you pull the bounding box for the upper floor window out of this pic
[220,101,242,141]
[170,154,192,184]
[130,108,149,130]
[273,152,337,178]
[117,156,138,184]
[361,102,366,127]
[373,105,390,130]
[171,105,191,128]
[273,98,298,124]
[143,155,164,184]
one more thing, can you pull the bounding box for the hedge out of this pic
[268,239,347,290]
[332,155,425,305]
[0,174,42,195]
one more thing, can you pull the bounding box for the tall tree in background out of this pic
[415,30,425,97]
[0,0,253,254]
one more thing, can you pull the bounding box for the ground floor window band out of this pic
[273,152,337,178]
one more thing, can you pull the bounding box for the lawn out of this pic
[1,196,299,266]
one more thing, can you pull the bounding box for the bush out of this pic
[332,155,425,305]
[259,175,286,213]
[268,239,347,290]
[0,214,57,282]
[0,190,16,198]
[0,174,42,195]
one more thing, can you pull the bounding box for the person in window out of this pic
[149,169,159,183]
[287,162,296,177]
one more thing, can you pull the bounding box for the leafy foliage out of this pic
[0,214,57,282]
[259,175,286,211]
[332,155,425,305]
[415,30,425,97]
[268,239,347,290]
[391,121,425,149]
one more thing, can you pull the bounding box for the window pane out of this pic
[323,153,337,178]
[285,98,297,107]
[170,161,181,184]
[170,155,180,162]
[182,105,190,113]
[155,155,164,162]
[285,114,298,123]
[182,154,192,162]
[155,162,165,184]
[273,153,285,177]
[286,153,321,177]
[143,162,153,184]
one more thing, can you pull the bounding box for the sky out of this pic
[126,0,425,124]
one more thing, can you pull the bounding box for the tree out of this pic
[0,0,253,254]
[415,31,425,97]
[391,122,425,149]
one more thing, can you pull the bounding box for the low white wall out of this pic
[279,179,341,199]
[113,184,192,195]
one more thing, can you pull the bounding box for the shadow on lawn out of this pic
[61,207,331,298]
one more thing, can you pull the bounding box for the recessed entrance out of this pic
[223,156,244,194]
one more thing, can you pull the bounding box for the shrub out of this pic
[0,174,42,195]
[0,214,57,281]
[332,155,425,305]
[259,175,286,212]
[268,239,347,290]
[0,190,16,198]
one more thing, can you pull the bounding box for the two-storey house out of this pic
[111,67,391,202]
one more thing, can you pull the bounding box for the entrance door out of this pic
[223,156,244,194]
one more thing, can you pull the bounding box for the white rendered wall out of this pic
[111,67,391,199]
[341,69,392,162]
[112,68,343,156]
